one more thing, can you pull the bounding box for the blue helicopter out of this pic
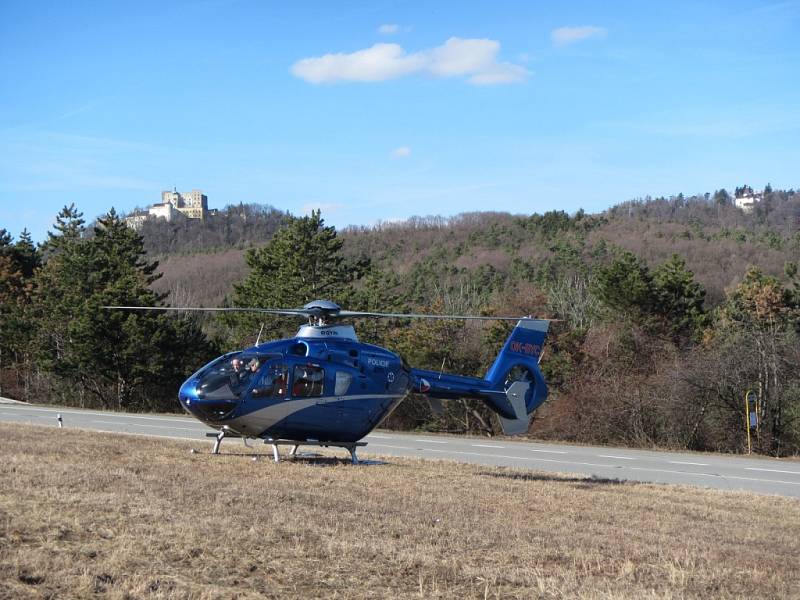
[107,300,549,462]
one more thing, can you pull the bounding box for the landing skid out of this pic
[206,427,366,464]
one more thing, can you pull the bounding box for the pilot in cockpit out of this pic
[229,358,249,392]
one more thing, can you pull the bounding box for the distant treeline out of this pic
[2,188,799,456]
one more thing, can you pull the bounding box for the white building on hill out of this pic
[734,186,763,213]
[125,188,209,229]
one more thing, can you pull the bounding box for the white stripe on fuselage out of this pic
[216,394,406,436]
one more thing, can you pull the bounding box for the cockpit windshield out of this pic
[196,352,269,400]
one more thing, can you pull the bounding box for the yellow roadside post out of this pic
[744,390,759,455]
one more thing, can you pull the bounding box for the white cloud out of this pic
[551,26,607,47]
[467,63,529,86]
[291,37,529,85]
[378,23,400,35]
[391,146,411,158]
[291,43,425,83]
[427,37,498,76]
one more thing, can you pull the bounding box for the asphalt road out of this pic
[2,402,799,498]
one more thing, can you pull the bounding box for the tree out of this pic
[702,268,800,455]
[14,229,39,278]
[34,208,215,410]
[43,203,85,258]
[225,210,368,343]
[651,255,707,342]
[713,189,730,205]
[593,250,654,318]
[0,229,40,399]
[594,251,707,343]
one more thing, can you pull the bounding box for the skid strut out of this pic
[212,429,226,454]
[265,439,367,463]
[205,431,366,464]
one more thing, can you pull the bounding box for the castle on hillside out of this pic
[733,185,763,213]
[125,188,211,229]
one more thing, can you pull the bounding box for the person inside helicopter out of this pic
[196,353,265,399]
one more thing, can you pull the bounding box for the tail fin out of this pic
[483,319,549,435]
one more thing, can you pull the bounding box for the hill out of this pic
[151,188,800,308]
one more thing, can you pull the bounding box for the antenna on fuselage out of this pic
[255,323,265,346]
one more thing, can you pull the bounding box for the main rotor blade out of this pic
[103,306,559,321]
[337,310,531,321]
[103,306,312,317]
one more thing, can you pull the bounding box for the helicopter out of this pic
[105,300,550,463]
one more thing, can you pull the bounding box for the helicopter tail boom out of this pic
[409,319,549,435]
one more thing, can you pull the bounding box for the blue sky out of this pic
[1,1,799,242]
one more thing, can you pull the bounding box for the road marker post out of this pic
[744,390,759,455]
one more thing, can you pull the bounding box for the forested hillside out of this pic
[128,203,288,256]
[153,188,799,308]
[2,188,798,456]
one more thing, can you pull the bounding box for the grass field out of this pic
[1,424,799,599]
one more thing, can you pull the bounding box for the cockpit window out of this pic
[196,353,267,399]
[334,371,352,396]
[252,364,289,399]
[292,364,325,397]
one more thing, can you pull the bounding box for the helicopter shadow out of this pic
[479,470,635,489]
[290,453,390,467]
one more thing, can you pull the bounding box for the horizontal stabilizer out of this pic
[498,415,530,435]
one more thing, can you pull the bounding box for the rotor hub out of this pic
[302,300,342,325]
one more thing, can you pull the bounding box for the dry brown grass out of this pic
[1,424,799,599]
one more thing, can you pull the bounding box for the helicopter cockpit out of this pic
[183,352,288,422]
[195,352,266,400]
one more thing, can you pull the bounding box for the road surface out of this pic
[1,402,799,498]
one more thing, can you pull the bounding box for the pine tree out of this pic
[594,251,707,343]
[593,250,654,317]
[14,229,40,278]
[225,210,367,343]
[43,203,85,258]
[34,208,215,410]
[651,254,707,342]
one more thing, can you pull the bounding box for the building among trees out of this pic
[125,188,212,229]
[733,185,763,213]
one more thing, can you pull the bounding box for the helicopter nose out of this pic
[179,379,240,423]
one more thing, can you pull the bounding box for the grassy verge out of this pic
[1,424,798,599]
